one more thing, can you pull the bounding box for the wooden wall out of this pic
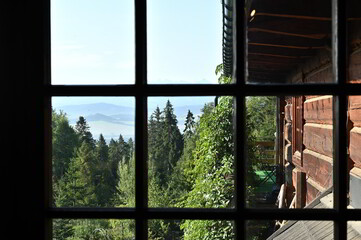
[284,49,361,207]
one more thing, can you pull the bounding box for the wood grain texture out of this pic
[303,123,333,158]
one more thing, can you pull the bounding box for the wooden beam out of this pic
[254,12,331,21]
[251,12,360,21]
[248,60,298,65]
[249,42,325,50]
[248,52,312,59]
[248,28,328,40]
[295,171,306,208]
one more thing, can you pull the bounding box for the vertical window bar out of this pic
[44,0,52,238]
[135,0,148,239]
[332,0,348,239]
[234,0,246,238]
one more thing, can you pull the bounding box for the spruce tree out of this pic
[52,110,79,182]
[75,116,96,149]
[94,134,113,206]
[54,141,97,207]
[183,110,195,139]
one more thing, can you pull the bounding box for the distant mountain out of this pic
[55,103,134,122]
[54,102,211,143]
[86,113,133,125]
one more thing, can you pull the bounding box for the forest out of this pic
[52,70,277,240]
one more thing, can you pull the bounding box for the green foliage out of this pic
[54,141,97,207]
[52,73,277,238]
[246,97,277,141]
[75,116,96,149]
[52,110,79,182]
[148,101,184,187]
[180,96,236,239]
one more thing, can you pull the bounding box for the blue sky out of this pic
[51,0,222,140]
[51,0,223,85]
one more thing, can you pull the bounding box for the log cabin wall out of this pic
[283,39,361,207]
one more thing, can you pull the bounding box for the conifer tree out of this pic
[75,116,96,149]
[54,141,97,207]
[94,134,113,206]
[183,110,195,139]
[52,110,79,182]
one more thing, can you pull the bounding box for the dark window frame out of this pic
[20,0,361,239]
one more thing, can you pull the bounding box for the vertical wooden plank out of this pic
[295,171,306,208]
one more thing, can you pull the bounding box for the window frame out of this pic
[20,0,361,239]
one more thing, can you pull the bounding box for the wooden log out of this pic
[302,149,333,188]
[285,103,292,122]
[349,96,361,127]
[349,50,361,83]
[303,123,333,158]
[284,143,292,163]
[304,96,333,124]
[304,65,333,83]
[349,127,361,168]
[284,123,292,143]
[306,177,324,205]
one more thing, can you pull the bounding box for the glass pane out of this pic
[247,220,334,240]
[53,219,135,239]
[348,96,361,209]
[147,0,223,84]
[244,0,333,84]
[246,96,333,208]
[348,0,361,84]
[348,222,361,239]
[52,97,135,207]
[51,0,134,85]
[147,97,234,208]
[148,219,235,240]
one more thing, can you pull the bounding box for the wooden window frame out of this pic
[14,0,361,239]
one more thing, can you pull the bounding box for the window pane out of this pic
[147,0,223,84]
[247,220,334,239]
[51,0,134,85]
[53,219,135,239]
[246,96,334,209]
[52,97,135,207]
[244,0,334,84]
[148,219,235,239]
[348,96,361,209]
[348,222,361,239]
[147,97,234,208]
[347,0,361,84]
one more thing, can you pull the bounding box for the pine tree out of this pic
[183,110,195,139]
[161,100,183,175]
[94,134,113,206]
[54,141,97,207]
[75,116,96,149]
[52,110,79,182]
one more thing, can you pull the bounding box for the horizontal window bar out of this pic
[47,208,361,220]
[44,84,361,96]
